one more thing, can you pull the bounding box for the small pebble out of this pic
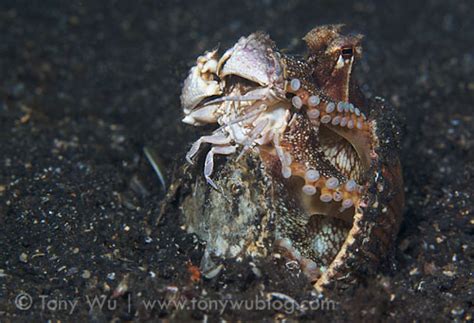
[66,267,78,276]
[19,253,28,263]
[82,270,91,279]
[451,306,464,316]
[204,264,223,279]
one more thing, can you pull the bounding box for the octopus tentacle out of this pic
[287,79,368,130]
[282,56,368,130]
[279,113,361,207]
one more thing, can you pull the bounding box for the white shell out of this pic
[218,33,283,87]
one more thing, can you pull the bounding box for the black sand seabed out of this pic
[0,0,473,321]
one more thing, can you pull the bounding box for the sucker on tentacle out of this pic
[283,54,368,130]
[278,113,361,208]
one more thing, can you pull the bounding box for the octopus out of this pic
[172,25,404,291]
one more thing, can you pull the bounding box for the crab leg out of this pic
[204,145,237,189]
[186,133,231,164]
[216,102,267,132]
[203,87,276,106]
[236,118,270,160]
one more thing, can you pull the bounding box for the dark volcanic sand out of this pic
[0,0,473,321]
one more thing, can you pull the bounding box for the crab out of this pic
[181,33,291,189]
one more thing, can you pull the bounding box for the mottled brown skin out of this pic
[300,26,404,290]
[304,24,366,107]
[263,25,405,290]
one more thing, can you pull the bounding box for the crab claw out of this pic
[181,50,222,119]
[182,103,221,126]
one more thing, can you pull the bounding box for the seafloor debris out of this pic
[171,25,404,291]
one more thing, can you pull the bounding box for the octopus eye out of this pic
[341,47,353,59]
